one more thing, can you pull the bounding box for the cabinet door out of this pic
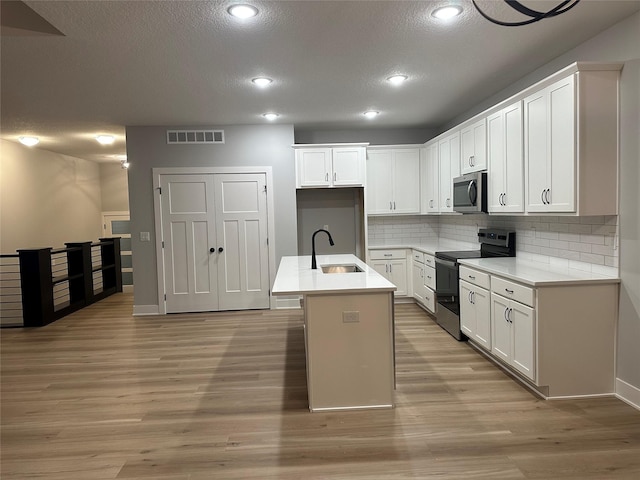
[332,147,364,186]
[524,89,549,211]
[503,102,524,213]
[297,148,332,187]
[370,260,390,280]
[412,262,425,303]
[461,119,486,174]
[511,301,535,381]
[460,280,476,338]
[547,76,575,212]
[392,149,421,214]
[487,110,505,212]
[388,259,408,296]
[491,293,511,364]
[439,132,460,212]
[421,143,440,213]
[472,286,491,350]
[366,150,394,214]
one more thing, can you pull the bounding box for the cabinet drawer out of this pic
[491,276,535,307]
[424,265,436,290]
[370,249,407,260]
[412,251,424,263]
[460,266,490,290]
[423,254,435,268]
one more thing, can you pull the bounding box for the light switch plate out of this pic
[140,232,150,242]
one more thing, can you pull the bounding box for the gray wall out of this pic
[442,12,640,393]
[125,124,296,308]
[294,127,436,145]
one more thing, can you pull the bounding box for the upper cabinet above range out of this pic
[293,144,368,188]
[460,118,487,174]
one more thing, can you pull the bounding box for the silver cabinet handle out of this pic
[505,288,514,294]
[470,155,475,167]
[385,264,388,273]
[469,291,473,303]
[390,201,393,210]
[541,189,545,204]
[325,172,329,182]
[389,264,392,273]
[426,275,432,280]
[430,199,433,208]
[545,188,551,205]
[508,308,513,323]
[393,201,396,210]
[333,172,337,182]
[468,275,475,280]
[384,253,392,257]
[472,291,475,304]
[504,307,509,323]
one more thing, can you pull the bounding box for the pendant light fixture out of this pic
[472,0,581,27]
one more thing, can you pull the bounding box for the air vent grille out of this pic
[166,130,224,144]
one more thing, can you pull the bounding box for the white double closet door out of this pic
[160,173,270,313]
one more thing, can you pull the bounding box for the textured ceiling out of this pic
[1,0,639,162]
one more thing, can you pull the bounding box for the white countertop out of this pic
[272,254,397,295]
[458,257,620,287]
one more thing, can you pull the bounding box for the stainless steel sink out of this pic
[321,264,363,274]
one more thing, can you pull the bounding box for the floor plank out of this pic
[1,294,639,479]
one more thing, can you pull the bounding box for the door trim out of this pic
[152,167,276,315]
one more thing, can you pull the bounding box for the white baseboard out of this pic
[132,304,160,316]
[272,296,302,309]
[615,378,640,411]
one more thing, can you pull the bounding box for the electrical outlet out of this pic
[343,311,359,323]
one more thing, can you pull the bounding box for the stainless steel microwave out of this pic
[453,172,487,213]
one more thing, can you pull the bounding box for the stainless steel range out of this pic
[434,229,516,340]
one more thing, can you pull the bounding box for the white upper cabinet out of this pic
[460,118,487,174]
[487,101,524,213]
[438,132,460,213]
[421,142,439,214]
[366,146,421,215]
[294,144,366,188]
[524,76,575,213]
[522,66,620,215]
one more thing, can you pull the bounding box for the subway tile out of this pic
[591,244,615,256]
[580,234,605,245]
[569,242,592,253]
[549,223,569,233]
[580,252,605,265]
[549,240,569,250]
[581,216,605,225]
[538,231,559,240]
[569,224,592,234]
[559,232,581,242]
[591,224,617,235]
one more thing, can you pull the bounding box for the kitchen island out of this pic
[272,254,396,412]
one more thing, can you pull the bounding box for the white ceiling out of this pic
[2,0,639,163]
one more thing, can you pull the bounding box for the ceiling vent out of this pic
[166,130,224,144]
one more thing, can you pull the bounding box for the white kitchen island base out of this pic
[305,292,394,411]
[272,254,397,412]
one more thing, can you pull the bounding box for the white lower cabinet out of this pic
[490,292,535,381]
[460,280,491,351]
[369,249,408,297]
[411,252,436,313]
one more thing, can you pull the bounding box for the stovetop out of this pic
[435,250,482,262]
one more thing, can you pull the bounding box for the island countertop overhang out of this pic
[272,254,397,296]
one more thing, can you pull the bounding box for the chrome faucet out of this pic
[311,229,334,269]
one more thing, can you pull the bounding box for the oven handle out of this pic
[435,257,457,269]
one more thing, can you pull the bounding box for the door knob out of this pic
[218,247,224,253]
[209,247,216,253]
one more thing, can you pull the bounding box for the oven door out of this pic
[435,257,459,315]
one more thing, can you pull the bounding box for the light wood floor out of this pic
[2,294,639,479]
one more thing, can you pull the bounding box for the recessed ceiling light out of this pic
[432,5,463,20]
[263,113,279,121]
[387,75,408,86]
[96,135,115,145]
[228,4,258,19]
[18,136,40,146]
[363,111,379,119]
[252,77,273,87]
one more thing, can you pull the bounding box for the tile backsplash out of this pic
[368,214,619,276]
